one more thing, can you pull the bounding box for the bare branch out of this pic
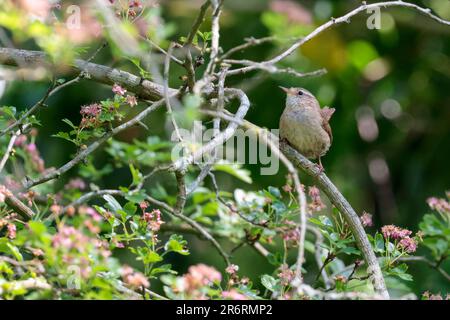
[0,125,29,173]
[280,142,389,299]
[206,0,225,74]
[164,43,183,142]
[24,98,167,189]
[0,48,174,100]
[227,1,450,75]
[185,1,211,46]
[1,187,35,220]
[173,88,250,171]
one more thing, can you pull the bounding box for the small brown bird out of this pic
[279,87,335,170]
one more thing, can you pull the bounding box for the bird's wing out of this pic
[320,107,335,143]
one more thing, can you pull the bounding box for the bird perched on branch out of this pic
[279,87,335,170]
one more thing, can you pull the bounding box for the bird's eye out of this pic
[298,90,303,96]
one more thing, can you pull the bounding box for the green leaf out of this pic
[103,195,122,212]
[52,132,77,145]
[213,161,252,184]
[129,164,142,187]
[0,238,23,261]
[62,118,78,130]
[144,251,163,264]
[28,221,47,236]
[164,235,189,255]
[261,275,278,292]
[123,202,137,216]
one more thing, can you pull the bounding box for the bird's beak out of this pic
[279,86,295,95]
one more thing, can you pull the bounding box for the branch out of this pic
[172,88,250,171]
[59,187,231,266]
[0,187,35,220]
[198,108,388,298]
[221,36,277,60]
[206,0,225,74]
[400,256,450,282]
[0,76,83,137]
[24,98,167,189]
[0,125,30,173]
[227,1,450,75]
[280,142,389,299]
[0,47,175,100]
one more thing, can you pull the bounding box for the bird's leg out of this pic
[316,157,325,174]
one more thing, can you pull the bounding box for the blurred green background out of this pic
[1,0,449,296]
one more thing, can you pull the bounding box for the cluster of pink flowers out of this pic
[308,186,326,212]
[64,178,86,190]
[0,218,16,239]
[427,197,450,214]
[222,289,248,300]
[398,237,417,253]
[14,134,27,147]
[112,84,127,96]
[140,202,164,236]
[281,220,300,246]
[381,225,417,253]
[381,225,412,240]
[278,264,295,286]
[0,185,9,203]
[360,211,373,227]
[25,143,45,172]
[78,206,103,222]
[143,209,164,232]
[121,265,150,289]
[52,225,90,251]
[126,95,138,107]
[225,264,239,275]
[181,264,222,293]
[80,103,102,127]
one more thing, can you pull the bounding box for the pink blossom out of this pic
[183,264,222,290]
[7,223,16,239]
[381,225,412,240]
[427,197,450,214]
[398,237,417,253]
[126,95,138,107]
[112,84,127,96]
[129,1,143,9]
[270,0,313,24]
[143,209,164,232]
[80,103,102,117]
[222,289,248,300]
[308,186,326,212]
[139,201,149,210]
[65,178,86,190]
[14,135,27,146]
[25,143,45,172]
[121,265,149,288]
[360,211,373,227]
[0,185,6,203]
[278,264,295,286]
[225,264,239,275]
[19,0,50,18]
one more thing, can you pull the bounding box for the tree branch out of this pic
[0,47,175,100]
[226,1,450,76]
[280,142,389,299]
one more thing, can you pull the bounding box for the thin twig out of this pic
[0,125,29,173]
[206,0,225,74]
[24,98,168,189]
[164,43,183,142]
[226,1,450,76]
[221,36,277,60]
